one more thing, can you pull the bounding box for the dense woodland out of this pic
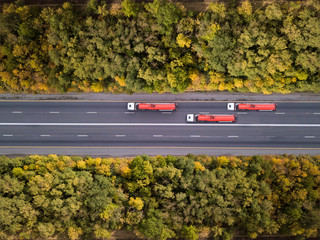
[0,154,319,239]
[0,0,319,94]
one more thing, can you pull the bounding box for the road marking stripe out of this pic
[49,112,60,114]
[125,112,135,114]
[40,135,51,137]
[161,112,172,114]
[1,146,320,150]
[87,112,97,114]
[275,112,286,114]
[199,112,209,114]
[12,111,22,113]
[304,136,315,138]
[313,113,320,115]
[3,134,13,136]
[228,136,239,138]
[0,123,319,127]
[1,100,320,103]
[153,135,163,137]
[237,112,247,114]
[115,135,126,137]
[77,135,88,137]
[190,135,200,137]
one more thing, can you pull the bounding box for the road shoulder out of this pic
[0,92,320,101]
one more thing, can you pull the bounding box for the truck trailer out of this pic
[227,103,277,111]
[127,102,177,111]
[186,114,237,123]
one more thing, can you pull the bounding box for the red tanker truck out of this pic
[227,103,277,111]
[127,102,177,111]
[186,114,237,123]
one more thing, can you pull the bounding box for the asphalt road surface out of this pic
[0,101,319,156]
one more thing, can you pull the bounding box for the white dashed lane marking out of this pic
[304,136,315,139]
[115,135,126,137]
[3,134,13,136]
[86,112,97,114]
[40,135,51,137]
[49,112,60,114]
[275,112,286,114]
[190,135,200,137]
[153,135,163,137]
[77,135,88,137]
[228,136,239,138]
[12,111,22,114]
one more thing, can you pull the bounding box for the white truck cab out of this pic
[127,102,135,111]
[186,114,195,122]
[227,103,235,111]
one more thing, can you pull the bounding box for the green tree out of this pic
[122,0,139,17]
[182,225,199,240]
[139,214,175,240]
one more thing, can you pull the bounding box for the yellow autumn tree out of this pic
[216,156,229,168]
[115,76,126,87]
[68,226,83,240]
[188,69,207,90]
[129,197,144,210]
[76,160,86,169]
[238,0,253,16]
[194,161,205,171]
[176,33,192,48]
[91,82,104,92]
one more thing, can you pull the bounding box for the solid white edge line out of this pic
[0,123,320,127]
[3,134,13,136]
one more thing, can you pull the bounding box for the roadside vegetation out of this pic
[0,0,319,94]
[0,154,319,240]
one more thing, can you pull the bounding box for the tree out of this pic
[139,215,175,240]
[122,0,139,18]
[145,0,182,35]
[182,225,199,240]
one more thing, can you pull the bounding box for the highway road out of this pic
[0,101,319,156]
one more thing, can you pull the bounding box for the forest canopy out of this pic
[0,0,319,94]
[0,154,320,240]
